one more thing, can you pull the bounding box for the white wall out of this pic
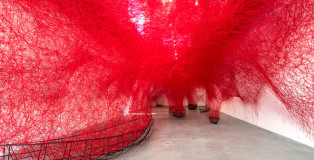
[220,87,314,148]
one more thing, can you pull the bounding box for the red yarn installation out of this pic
[0,0,313,159]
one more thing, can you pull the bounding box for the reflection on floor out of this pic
[114,106,314,160]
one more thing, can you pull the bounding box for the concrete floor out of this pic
[114,106,314,160]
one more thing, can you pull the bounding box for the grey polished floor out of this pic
[114,106,314,160]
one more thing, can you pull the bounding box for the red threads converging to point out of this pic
[0,0,313,159]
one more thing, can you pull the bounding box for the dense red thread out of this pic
[0,0,313,159]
